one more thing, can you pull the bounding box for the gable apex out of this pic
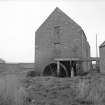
[52,7,81,26]
[53,7,67,15]
[36,7,82,33]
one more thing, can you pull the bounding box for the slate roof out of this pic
[100,41,105,48]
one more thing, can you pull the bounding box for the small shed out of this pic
[99,41,105,72]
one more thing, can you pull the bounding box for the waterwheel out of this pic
[43,63,68,77]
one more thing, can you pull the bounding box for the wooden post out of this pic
[70,61,71,77]
[71,61,74,77]
[70,61,74,77]
[71,67,74,78]
[57,61,60,76]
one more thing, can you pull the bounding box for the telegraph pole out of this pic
[96,34,99,72]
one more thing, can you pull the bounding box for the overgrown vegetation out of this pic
[0,72,105,105]
[23,73,105,105]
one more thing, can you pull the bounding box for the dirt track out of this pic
[23,73,105,105]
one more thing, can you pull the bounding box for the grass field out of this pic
[0,73,28,105]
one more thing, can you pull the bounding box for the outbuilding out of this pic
[99,41,105,72]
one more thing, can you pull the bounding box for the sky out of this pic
[0,0,105,62]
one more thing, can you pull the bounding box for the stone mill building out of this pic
[35,7,90,77]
